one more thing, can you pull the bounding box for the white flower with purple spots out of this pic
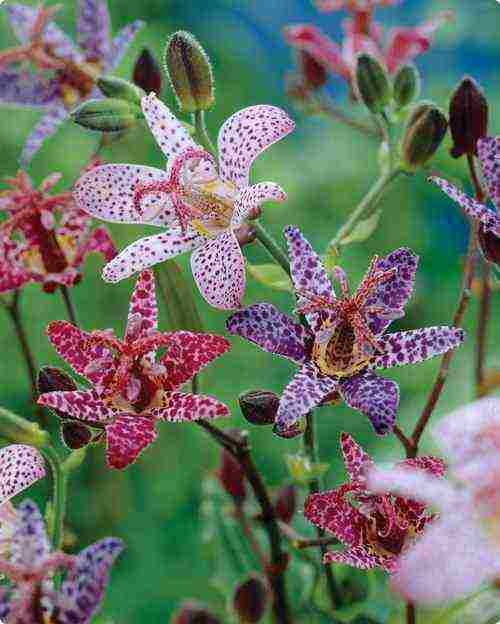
[227,227,465,435]
[74,93,294,309]
[0,445,45,508]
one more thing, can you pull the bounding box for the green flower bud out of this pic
[165,31,214,113]
[393,63,420,109]
[71,98,142,132]
[449,76,489,159]
[355,53,391,114]
[97,75,145,106]
[0,406,49,448]
[401,102,448,171]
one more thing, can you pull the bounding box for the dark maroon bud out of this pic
[478,225,500,266]
[274,484,296,524]
[233,575,268,623]
[38,366,77,395]
[298,50,327,90]
[273,418,306,439]
[217,448,246,504]
[61,421,92,450]
[235,224,257,247]
[133,48,162,96]
[239,390,279,426]
[171,601,221,624]
[449,76,488,159]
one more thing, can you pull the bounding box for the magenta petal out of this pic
[477,136,500,210]
[324,545,393,571]
[20,106,68,166]
[38,390,115,425]
[339,371,399,435]
[11,499,51,567]
[340,432,372,483]
[190,231,245,310]
[77,0,111,61]
[226,303,310,365]
[0,445,45,506]
[74,226,117,268]
[105,414,157,469]
[125,270,158,342]
[401,456,446,478]
[153,392,229,422]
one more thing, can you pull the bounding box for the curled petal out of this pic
[109,20,145,70]
[77,0,111,61]
[218,105,295,187]
[38,390,115,425]
[477,136,500,210]
[340,432,373,483]
[11,500,50,567]
[153,392,229,422]
[0,445,45,506]
[190,231,245,310]
[20,106,68,166]
[232,182,287,227]
[324,545,393,572]
[125,269,158,342]
[105,414,157,469]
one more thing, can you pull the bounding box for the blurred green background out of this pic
[0,0,499,621]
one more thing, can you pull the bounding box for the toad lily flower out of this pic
[227,227,464,434]
[74,93,294,309]
[367,397,500,603]
[0,499,122,623]
[0,170,116,294]
[0,1,143,164]
[430,136,500,266]
[38,269,231,469]
[305,433,445,572]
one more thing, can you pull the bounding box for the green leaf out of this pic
[339,210,382,246]
[285,453,329,486]
[154,260,203,332]
[248,263,292,292]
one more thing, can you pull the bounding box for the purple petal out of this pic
[125,270,158,342]
[20,106,68,167]
[0,445,45,506]
[276,362,338,429]
[477,135,500,211]
[11,500,50,568]
[77,0,111,61]
[232,182,287,226]
[370,326,465,370]
[339,371,399,434]
[0,71,59,108]
[108,20,145,70]
[190,231,245,310]
[226,302,311,364]
[218,105,295,188]
[102,229,203,283]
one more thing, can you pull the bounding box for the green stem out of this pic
[41,445,67,550]
[192,110,216,156]
[60,286,78,326]
[253,221,291,277]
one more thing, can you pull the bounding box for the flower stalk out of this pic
[192,110,216,156]
[40,444,67,550]
[60,285,79,326]
[253,221,292,277]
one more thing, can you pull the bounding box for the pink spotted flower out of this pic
[430,136,500,266]
[305,432,445,572]
[367,397,500,603]
[227,227,464,435]
[38,269,231,469]
[73,93,294,310]
[0,170,116,294]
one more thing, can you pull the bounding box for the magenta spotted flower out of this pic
[0,1,143,164]
[227,227,464,434]
[38,269,231,469]
[305,432,444,572]
[73,93,294,309]
[430,136,500,265]
[0,169,116,294]
[368,397,500,603]
[315,0,400,12]
[0,499,122,623]
[0,445,45,507]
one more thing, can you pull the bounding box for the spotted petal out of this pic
[226,303,310,364]
[109,20,145,70]
[102,229,203,283]
[77,0,111,61]
[190,231,245,310]
[105,414,157,469]
[340,433,373,483]
[276,362,338,430]
[0,445,45,506]
[0,71,59,108]
[11,500,50,567]
[0,243,32,293]
[370,326,465,370]
[55,537,124,623]
[401,456,446,478]
[218,105,295,188]
[477,136,500,210]
[74,164,174,226]
[20,106,68,166]
[339,371,399,435]
[324,545,394,572]
[141,93,196,162]
[153,392,229,422]
[232,182,287,227]
[125,270,158,342]
[73,225,117,267]
[38,390,115,425]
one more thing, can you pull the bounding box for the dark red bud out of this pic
[235,224,257,247]
[233,575,268,623]
[273,418,306,439]
[449,76,488,159]
[133,48,162,96]
[298,50,327,90]
[274,484,296,524]
[38,366,77,395]
[217,448,246,504]
[478,225,500,266]
[239,390,279,426]
[61,421,92,450]
[171,601,221,624]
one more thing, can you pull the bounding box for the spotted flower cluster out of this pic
[39,269,231,468]
[227,227,464,435]
[0,169,116,294]
[0,1,143,164]
[304,433,444,571]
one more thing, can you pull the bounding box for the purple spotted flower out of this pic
[0,1,143,164]
[227,227,464,434]
[73,93,294,309]
[0,445,45,508]
[430,136,500,265]
[0,500,122,623]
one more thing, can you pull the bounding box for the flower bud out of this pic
[238,390,279,426]
[233,575,268,623]
[235,224,257,248]
[478,225,500,266]
[298,50,327,90]
[449,76,489,159]
[274,484,296,524]
[392,63,420,109]
[401,102,448,171]
[273,418,307,439]
[165,31,214,113]
[171,601,221,624]
[0,407,49,448]
[60,422,92,450]
[70,98,142,132]
[217,448,246,504]
[38,366,77,395]
[133,48,162,96]
[97,76,145,106]
[355,53,391,114]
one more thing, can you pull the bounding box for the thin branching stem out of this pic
[60,285,78,326]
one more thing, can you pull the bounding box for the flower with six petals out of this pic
[227,227,464,434]
[73,92,294,309]
[38,269,231,469]
[304,432,445,572]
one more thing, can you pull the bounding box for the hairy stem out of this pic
[60,285,78,326]
[253,221,292,277]
[41,444,67,550]
[192,110,216,156]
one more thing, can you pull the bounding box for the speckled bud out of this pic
[239,390,279,426]
[401,102,448,171]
